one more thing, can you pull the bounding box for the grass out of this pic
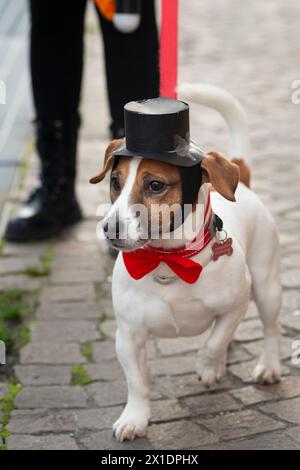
[81,341,94,363]
[71,365,92,386]
[0,289,36,353]
[0,239,4,256]
[0,383,22,448]
[25,247,53,278]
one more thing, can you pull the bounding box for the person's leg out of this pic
[5,0,87,242]
[30,0,86,119]
[96,0,159,137]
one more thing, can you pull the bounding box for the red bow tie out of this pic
[123,248,205,284]
[123,202,215,284]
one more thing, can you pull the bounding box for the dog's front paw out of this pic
[253,357,281,384]
[113,403,150,442]
[196,353,226,388]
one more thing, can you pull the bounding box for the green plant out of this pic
[0,238,4,256]
[19,322,31,348]
[81,342,93,363]
[0,290,36,353]
[25,247,53,277]
[0,383,22,448]
[71,365,92,386]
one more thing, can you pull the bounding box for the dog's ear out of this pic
[89,139,123,184]
[201,151,240,201]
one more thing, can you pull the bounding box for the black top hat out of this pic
[112,97,205,167]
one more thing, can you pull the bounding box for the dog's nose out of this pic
[103,220,121,239]
[115,220,120,238]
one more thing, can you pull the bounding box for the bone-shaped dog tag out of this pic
[212,238,233,261]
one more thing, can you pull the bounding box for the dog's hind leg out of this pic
[197,303,249,387]
[113,327,150,442]
[248,218,281,384]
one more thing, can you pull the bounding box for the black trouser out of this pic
[29,0,159,128]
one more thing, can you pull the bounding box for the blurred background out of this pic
[0,0,31,221]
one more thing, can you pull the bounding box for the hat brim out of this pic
[112,143,205,168]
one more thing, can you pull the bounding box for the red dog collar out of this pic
[123,194,217,284]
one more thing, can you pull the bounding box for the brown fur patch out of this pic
[231,158,251,188]
[130,158,182,235]
[110,157,131,202]
[89,139,123,184]
[201,151,240,201]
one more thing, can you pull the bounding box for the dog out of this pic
[90,84,281,442]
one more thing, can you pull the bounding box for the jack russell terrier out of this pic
[90,84,281,442]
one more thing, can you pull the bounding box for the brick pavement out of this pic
[1,1,300,450]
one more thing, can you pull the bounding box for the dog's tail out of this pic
[178,83,251,166]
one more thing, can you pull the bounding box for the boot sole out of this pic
[4,207,83,243]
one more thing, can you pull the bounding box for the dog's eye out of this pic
[111,175,121,191]
[148,180,166,193]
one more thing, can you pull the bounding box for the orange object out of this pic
[95,0,115,21]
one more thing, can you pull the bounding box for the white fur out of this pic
[106,86,281,442]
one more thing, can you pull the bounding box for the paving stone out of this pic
[3,243,48,258]
[244,301,259,320]
[100,297,114,319]
[231,376,300,405]
[86,360,122,382]
[7,434,79,450]
[201,430,300,450]
[147,421,218,450]
[0,382,8,397]
[281,310,300,332]
[81,429,151,450]
[282,290,300,311]
[53,240,98,257]
[52,255,100,272]
[8,409,77,434]
[243,335,294,360]
[50,267,105,285]
[41,285,96,303]
[86,381,126,407]
[30,320,100,343]
[100,320,117,339]
[0,275,41,292]
[150,354,196,376]
[182,392,241,416]
[284,426,300,444]
[151,399,190,422]
[229,358,290,383]
[92,341,116,362]
[260,397,300,424]
[0,257,40,274]
[14,365,72,386]
[157,332,210,356]
[281,269,300,288]
[234,319,264,342]
[74,407,123,431]
[36,301,101,320]
[227,342,252,364]
[20,342,85,365]
[15,386,88,409]
[198,409,285,440]
[155,373,235,399]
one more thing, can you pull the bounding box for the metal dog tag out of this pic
[211,238,233,261]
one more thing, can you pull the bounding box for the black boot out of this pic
[5,116,82,242]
